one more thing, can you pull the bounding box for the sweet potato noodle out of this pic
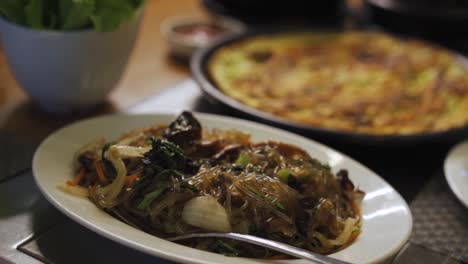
[61,112,365,258]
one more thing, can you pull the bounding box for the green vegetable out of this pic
[235,153,250,167]
[351,227,360,234]
[181,182,199,193]
[143,138,198,178]
[24,0,44,29]
[276,168,290,183]
[101,141,115,160]
[91,0,134,32]
[275,201,285,210]
[310,159,331,171]
[137,185,166,210]
[249,225,269,238]
[60,0,94,30]
[0,0,144,32]
[209,240,239,257]
[0,0,25,24]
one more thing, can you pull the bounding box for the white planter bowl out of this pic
[0,13,143,113]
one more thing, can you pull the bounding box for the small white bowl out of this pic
[0,11,144,113]
[161,16,245,60]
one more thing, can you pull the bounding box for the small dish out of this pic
[444,139,468,208]
[33,112,412,264]
[161,16,245,60]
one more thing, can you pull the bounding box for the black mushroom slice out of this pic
[164,111,202,146]
[336,170,354,192]
[77,151,96,172]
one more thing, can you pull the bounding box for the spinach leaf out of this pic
[24,0,45,29]
[142,138,198,178]
[60,0,94,31]
[137,185,167,210]
[0,0,26,24]
[209,240,239,257]
[0,0,144,32]
[181,182,199,193]
[90,0,134,32]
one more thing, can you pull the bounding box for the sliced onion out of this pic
[117,132,146,146]
[182,196,231,232]
[96,146,128,203]
[112,145,151,159]
[96,145,152,203]
[328,217,357,246]
[57,183,89,197]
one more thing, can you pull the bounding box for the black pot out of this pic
[365,0,468,36]
[203,0,346,25]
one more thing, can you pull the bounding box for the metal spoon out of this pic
[168,232,351,264]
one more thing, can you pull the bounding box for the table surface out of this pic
[0,0,467,263]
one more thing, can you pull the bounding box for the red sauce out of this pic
[174,23,226,44]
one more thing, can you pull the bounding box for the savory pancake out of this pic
[208,32,468,135]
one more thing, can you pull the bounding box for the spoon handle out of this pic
[168,232,351,264]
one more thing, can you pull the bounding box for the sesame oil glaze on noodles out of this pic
[60,112,365,258]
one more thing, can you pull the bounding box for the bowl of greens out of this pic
[0,0,145,113]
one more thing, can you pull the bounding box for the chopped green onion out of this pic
[275,201,285,210]
[310,159,331,171]
[154,169,185,180]
[171,170,185,179]
[351,227,360,234]
[235,153,250,166]
[137,186,166,210]
[210,240,239,257]
[181,182,199,193]
[277,168,290,183]
[246,186,262,196]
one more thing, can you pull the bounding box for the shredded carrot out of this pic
[125,173,140,185]
[95,160,106,182]
[67,168,85,186]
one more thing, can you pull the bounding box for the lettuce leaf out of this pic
[24,0,45,29]
[0,0,27,24]
[90,0,134,32]
[60,0,95,31]
[0,0,143,32]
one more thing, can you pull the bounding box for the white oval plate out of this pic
[444,139,468,208]
[33,113,412,264]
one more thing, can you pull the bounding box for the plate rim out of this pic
[191,29,468,146]
[444,139,468,208]
[32,112,413,264]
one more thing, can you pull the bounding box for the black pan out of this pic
[365,0,468,36]
[191,29,468,146]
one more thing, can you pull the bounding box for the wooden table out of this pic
[1,2,467,263]
[0,0,206,143]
